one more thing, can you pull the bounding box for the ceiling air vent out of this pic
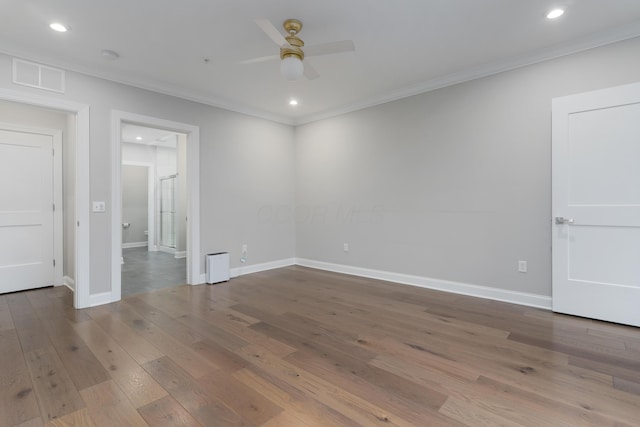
[12,58,65,93]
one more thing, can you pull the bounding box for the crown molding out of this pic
[293,21,640,125]
[0,48,295,126]
[3,20,639,128]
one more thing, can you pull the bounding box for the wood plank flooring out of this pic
[1,265,640,426]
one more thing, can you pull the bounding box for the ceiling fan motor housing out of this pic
[280,19,305,61]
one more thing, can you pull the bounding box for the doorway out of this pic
[0,91,90,308]
[120,124,188,296]
[111,111,201,302]
[0,88,91,308]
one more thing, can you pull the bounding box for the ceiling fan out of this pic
[242,18,355,81]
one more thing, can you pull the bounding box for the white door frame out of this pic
[0,88,91,309]
[111,111,200,302]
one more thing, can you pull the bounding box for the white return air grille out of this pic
[12,58,65,93]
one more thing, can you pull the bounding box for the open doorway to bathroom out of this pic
[120,124,187,296]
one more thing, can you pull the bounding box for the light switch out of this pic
[92,201,106,212]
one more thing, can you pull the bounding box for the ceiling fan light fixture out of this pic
[280,55,304,81]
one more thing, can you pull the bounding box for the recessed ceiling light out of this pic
[547,8,565,19]
[49,22,69,32]
[135,136,143,141]
[289,99,299,106]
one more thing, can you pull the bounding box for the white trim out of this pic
[4,24,640,127]
[0,88,90,309]
[89,291,114,307]
[174,251,187,259]
[111,111,200,304]
[198,258,297,283]
[75,107,90,308]
[5,53,292,125]
[231,258,297,278]
[158,246,176,255]
[295,259,552,310]
[122,242,148,249]
[63,275,75,291]
[295,27,640,125]
[52,130,63,286]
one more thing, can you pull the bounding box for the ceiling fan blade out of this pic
[304,40,355,57]
[240,54,279,65]
[304,61,320,80]
[254,18,288,46]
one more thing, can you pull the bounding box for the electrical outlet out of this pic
[240,244,247,263]
[343,243,349,252]
[518,260,527,273]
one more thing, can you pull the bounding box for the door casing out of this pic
[111,111,201,303]
[0,88,90,308]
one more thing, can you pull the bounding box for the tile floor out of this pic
[121,246,186,296]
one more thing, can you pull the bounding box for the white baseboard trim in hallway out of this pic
[63,276,75,291]
[295,258,552,310]
[122,242,148,249]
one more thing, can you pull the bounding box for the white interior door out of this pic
[552,82,640,327]
[0,126,55,293]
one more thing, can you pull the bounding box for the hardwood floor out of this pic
[1,266,639,426]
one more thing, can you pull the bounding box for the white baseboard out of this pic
[158,246,176,255]
[122,242,148,249]
[197,257,297,284]
[295,258,552,310]
[89,291,114,307]
[231,258,296,278]
[174,251,187,259]
[88,255,550,311]
[63,276,75,291]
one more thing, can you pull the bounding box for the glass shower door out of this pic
[159,175,176,248]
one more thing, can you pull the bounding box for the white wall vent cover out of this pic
[12,58,65,93]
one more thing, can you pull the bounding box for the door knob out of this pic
[555,217,574,225]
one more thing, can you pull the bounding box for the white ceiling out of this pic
[2,1,640,125]
[122,124,178,147]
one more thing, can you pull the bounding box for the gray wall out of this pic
[0,53,296,296]
[0,99,75,284]
[295,36,640,297]
[200,110,296,266]
[122,165,148,244]
[2,36,638,301]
